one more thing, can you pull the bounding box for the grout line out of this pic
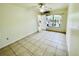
[46,38,66,46]
[54,45,58,56]
[9,46,17,56]
[17,43,34,56]
[43,48,48,56]
[42,48,47,56]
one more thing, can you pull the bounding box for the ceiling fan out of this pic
[27,3,50,15]
[38,3,45,8]
[38,3,50,15]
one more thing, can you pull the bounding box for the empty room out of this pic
[0,3,79,56]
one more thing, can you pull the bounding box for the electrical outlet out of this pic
[6,38,9,40]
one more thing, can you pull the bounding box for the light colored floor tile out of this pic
[29,39,38,44]
[44,40,57,48]
[16,50,32,56]
[56,49,67,56]
[9,42,19,47]
[21,42,39,53]
[33,48,46,56]
[10,44,27,55]
[27,44,39,53]
[22,42,33,48]
[34,41,42,47]
[0,47,15,56]
[0,47,9,53]
[44,46,56,56]
[57,44,67,51]
[0,31,67,56]
[39,44,48,49]
[18,38,32,44]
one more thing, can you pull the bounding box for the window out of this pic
[46,15,62,27]
[53,15,62,27]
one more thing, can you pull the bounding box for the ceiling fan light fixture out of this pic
[38,3,45,7]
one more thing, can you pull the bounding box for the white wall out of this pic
[66,4,79,56]
[0,4,38,49]
[48,8,68,32]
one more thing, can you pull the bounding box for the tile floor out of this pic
[0,31,68,56]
